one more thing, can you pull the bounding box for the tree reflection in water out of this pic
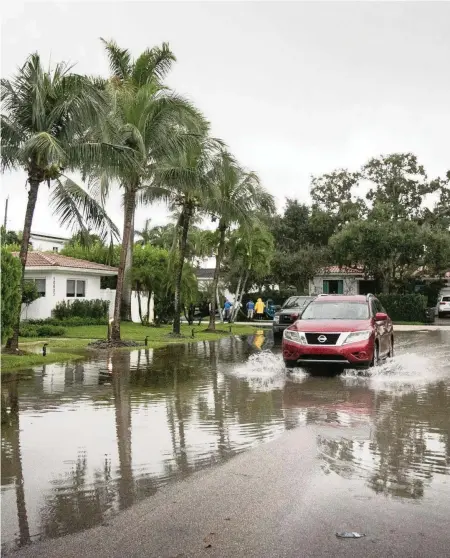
[1,375,31,548]
[317,381,450,499]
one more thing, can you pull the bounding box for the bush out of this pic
[377,293,428,322]
[20,324,66,337]
[19,325,39,338]
[25,316,108,327]
[1,248,21,342]
[52,299,109,320]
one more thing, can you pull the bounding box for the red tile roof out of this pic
[12,251,118,272]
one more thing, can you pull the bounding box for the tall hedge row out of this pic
[377,293,428,322]
[1,248,21,342]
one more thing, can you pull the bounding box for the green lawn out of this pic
[1,323,261,373]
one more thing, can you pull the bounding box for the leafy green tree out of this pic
[225,222,274,320]
[310,169,366,225]
[0,228,21,247]
[22,280,39,307]
[330,219,425,293]
[205,150,275,330]
[363,153,431,221]
[92,39,206,340]
[1,52,119,350]
[1,249,21,343]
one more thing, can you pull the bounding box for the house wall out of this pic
[29,235,67,253]
[23,270,108,320]
[99,289,154,323]
[309,275,360,296]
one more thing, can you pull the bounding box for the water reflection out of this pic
[1,331,450,552]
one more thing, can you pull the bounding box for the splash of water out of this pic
[342,350,449,394]
[226,351,288,391]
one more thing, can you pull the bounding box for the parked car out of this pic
[437,293,450,318]
[272,296,316,338]
[282,294,394,372]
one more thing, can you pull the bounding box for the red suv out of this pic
[282,294,394,371]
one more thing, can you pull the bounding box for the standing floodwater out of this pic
[1,330,449,554]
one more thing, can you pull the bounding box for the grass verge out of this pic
[1,323,259,373]
[1,352,85,373]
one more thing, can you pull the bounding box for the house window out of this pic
[28,278,46,297]
[323,280,343,294]
[52,247,59,253]
[67,279,86,298]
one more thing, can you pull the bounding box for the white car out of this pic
[437,294,450,318]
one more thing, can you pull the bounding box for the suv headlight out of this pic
[283,330,307,344]
[273,315,280,323]
[342,330,372,345]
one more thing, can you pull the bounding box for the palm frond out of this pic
[100,38,131,81]
[50,177,120,243]
[132,43,176,86]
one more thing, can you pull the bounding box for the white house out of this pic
[17,251,153,323]
[309,266,376,296]
[29,232,69,253]
[18,251,118,320]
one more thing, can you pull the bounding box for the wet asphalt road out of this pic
[11,424,450,558]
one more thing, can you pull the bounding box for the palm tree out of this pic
[205,151,275,331]
[148,135,222,334]
[135,218,152,246]
[1,53,120,351]
[94,39,207,340]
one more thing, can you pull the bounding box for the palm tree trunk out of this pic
[173,205,191,335]
[230,273,243,322]
[232,270,249,322]
[137,286,143,324]
[111,186,136,341]
[121,200,134,322]
[6,177,40,351]
[207,221,227,332]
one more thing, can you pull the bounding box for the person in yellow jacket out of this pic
[254,298,265,320]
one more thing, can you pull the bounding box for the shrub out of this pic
[52,299,109,320]
[377,293,428,323]
[19,324,66,337]
[26,316,108,326]
[1,248,21,342]
[19,325,39,338]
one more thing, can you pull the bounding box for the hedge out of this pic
[52,299,109,320]
[20,324,66,337]
[25,316,108,326]
[1,248,21,342]
[376,293,428,323]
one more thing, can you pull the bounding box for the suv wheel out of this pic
[388,337,394,359]
[370,343,380,367]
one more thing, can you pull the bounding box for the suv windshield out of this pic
[301,301,369,320]
[282,297,312,309]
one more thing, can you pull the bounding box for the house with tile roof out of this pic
[309,266,376,296]
[14,251,119,320]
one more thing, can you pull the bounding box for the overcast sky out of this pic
[2,1,450,238]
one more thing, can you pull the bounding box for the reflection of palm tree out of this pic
[5,376,31,547]
[173,367,189,474]
[211,341,227,458]
[111,352,134,510]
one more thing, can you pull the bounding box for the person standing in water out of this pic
[254,298,265,320]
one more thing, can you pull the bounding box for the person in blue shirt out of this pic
[223,299,232,322]
[246,299,255,320]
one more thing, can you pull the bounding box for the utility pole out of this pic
[3,196,8,229]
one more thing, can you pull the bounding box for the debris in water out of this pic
[336,532,366,539]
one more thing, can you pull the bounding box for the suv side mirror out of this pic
[375,312,388,321]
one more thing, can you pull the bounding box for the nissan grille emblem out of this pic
[318,335,327,343]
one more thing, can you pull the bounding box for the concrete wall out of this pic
[309,275,360,296]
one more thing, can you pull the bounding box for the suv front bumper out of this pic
[282,338,375,369]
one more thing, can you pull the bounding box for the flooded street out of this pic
[2,330,450,556]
